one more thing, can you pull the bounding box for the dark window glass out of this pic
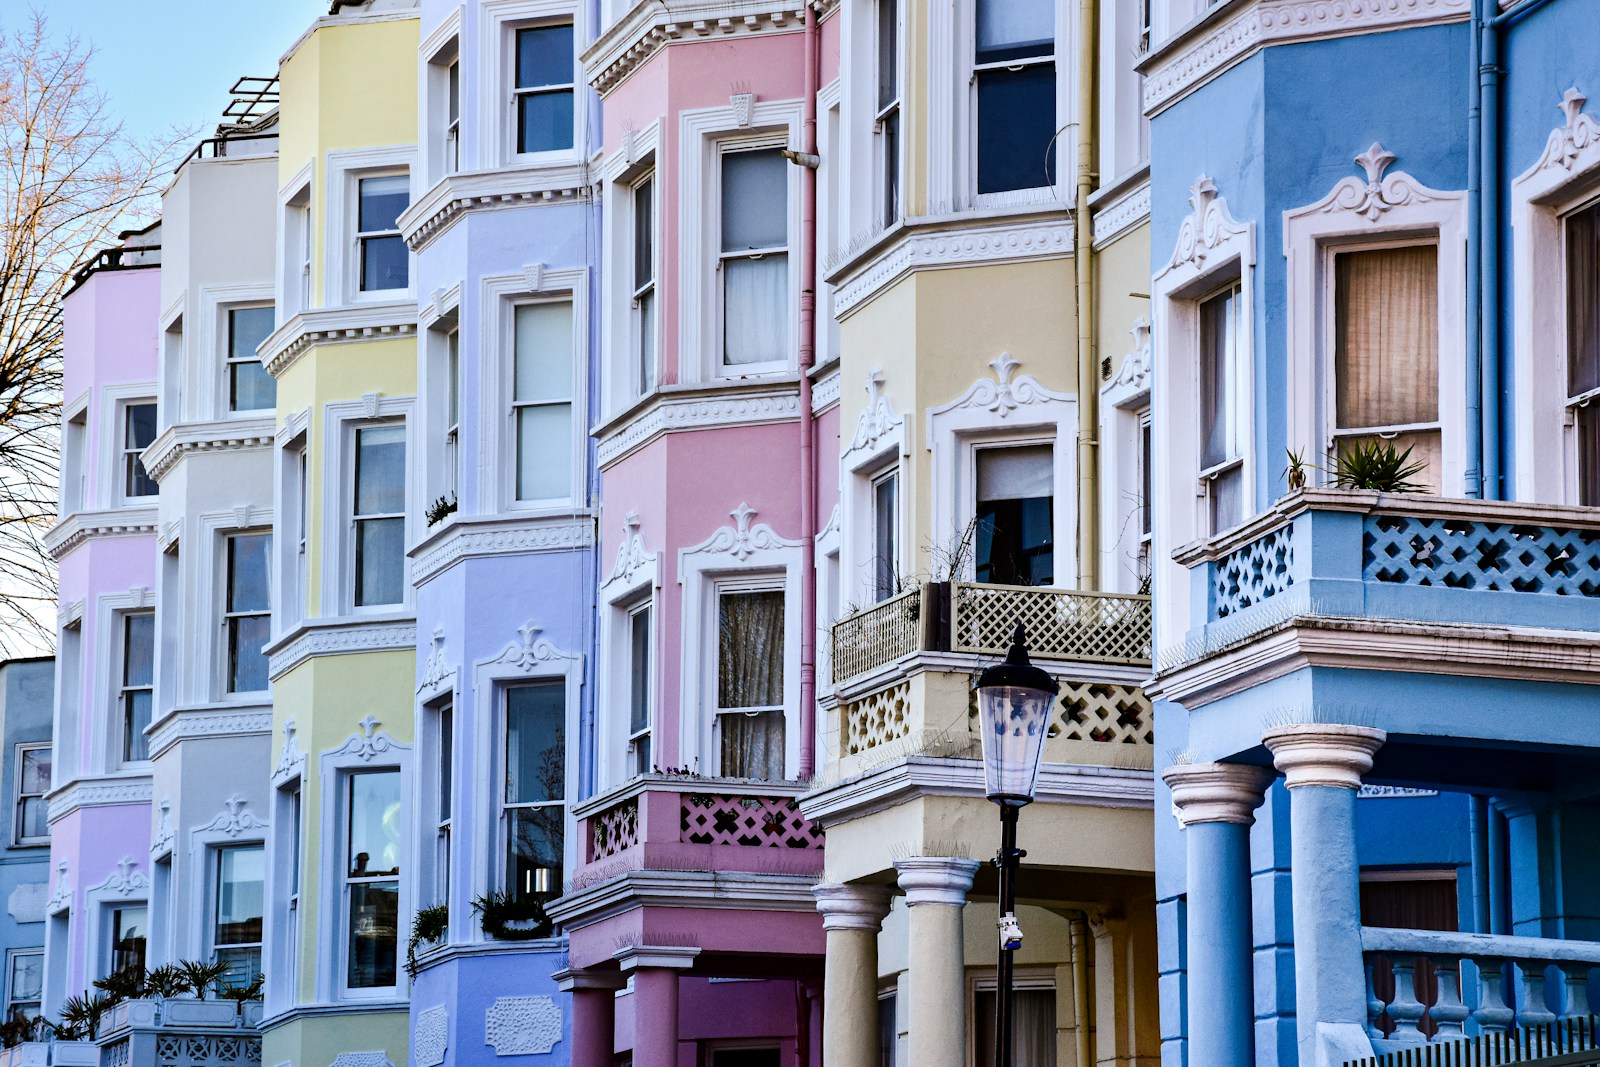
[354,425,405,607]
[1568,200,1600,397]
[358,176,409,292]
[974,988,1056,1067]
[515,25,575,154]
[976,65,1057,194]
[227,533,272,692]
[975,446,1054,587]
[628,607,651,775]
[346,771,400,988]
[110,906,147,977]
[124,403,159,498]
[228,306,277,411]
[122,613,154,762]
[504,683,563,914]
[873,471,898,601]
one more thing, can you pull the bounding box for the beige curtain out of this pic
[1335,245,1439,429]
[1569,203,1600,396]
[718,590,786,779]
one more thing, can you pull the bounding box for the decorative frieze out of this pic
[267,618,417,681]
[1142,4,1261,116]
[585,3,809,96]
[596,387,802,469]
[146,706,272,760]
[1258,0,1469,45]
[261,303,418,379]
[140,416,276,481]
[42,508,158,560]
[1092,180,1151,247]
[399,164,593,251]
[411,514,596,587]
[47,775,153,823]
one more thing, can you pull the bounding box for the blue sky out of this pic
[21,0,331,144]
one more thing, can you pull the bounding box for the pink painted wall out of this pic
[49,804,153,999]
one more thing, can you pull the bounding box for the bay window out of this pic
[1567,200,1600,504]
[435,700,453,906]
[227,306,276,412]
[1332,243,1441,492]
[975,0,1056,195]
[108,905,147,977]
[512,301,575,503]
[344,770,400,990]
[627,605,651,777]
[14,743,49,845]
[503,683,564,915]
[352,424,406,608]
[633,174,657,395]
[876,0,902,228]
[356,175,409,293]
[872,468,899,602]
[225,532,271,694]
[974,445,1054,587]
[213,845,264,986]
[514,24,575,155]
[716,588,786,780]
[6,952,41,1023]
[1199,283,1244,532]
[720,147,789,371]
[122,402,158,500]
[446,329,461,498]
[119,611,154,764]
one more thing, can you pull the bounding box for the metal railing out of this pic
[1349,1016,1600,1066]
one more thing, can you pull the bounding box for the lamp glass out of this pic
[977,683,1054,804]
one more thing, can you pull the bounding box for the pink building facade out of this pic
[42,228,163,1015]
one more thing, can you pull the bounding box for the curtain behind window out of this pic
[718,590,785,779]
[974,988,1057,1067]
[1568,202,1600,397]
[1335,246,1439,429]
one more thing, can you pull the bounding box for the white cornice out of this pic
[42,507,158,560]
[260,302,418,379]
[398,163,594,252]
[46,773,153,824]
[1142,2,1262,116]
[267,616,417,681]
[799,756,1154,827]
[550,868,823,931]
[582,2,813,97]
[595,383,802,469]
[1092,180,1151,248]
[146,704,272,761]
[408,513,597,587]
[141,416,276,481]
[1258,0,1469,45]
[831,217,1075,321]
[810,369,841,413]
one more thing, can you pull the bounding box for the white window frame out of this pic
[13,742,50,847]
[600,120,661,416]
[1283,155,1466,497]
[1511,91,1600,504]
[421,286,463,516]
[926,357,1077,584]
[220,298,278,416]
[630,170,659,398]
[273,411,311,633]
[322,146,416,306]
[199,285,277,419]
[263,755,304,1018]
[496,679,567,903]
[5,949,43,1022]
[277,165,314,317]
[319,396,418,617]
[598,519,659,791]
[678,510,805,778]
[61,396,89,516]
[424,694,455,914]
[105,390,160,507]
[679,99,804,385]
[421,15,463,186]
[873,0,904,231]
[478,268,587,514]
[712,140,794,379]
[193,835,267,988]
[1098,319,1152,594]
[840,373,909,607]
[1556,198,1600,506]
[1195,279,1247,532]
[219,527,273,698]
[1150,177,1255,640]
[476,0,589,169]
[87,588,152,774]
[115,608,155,767]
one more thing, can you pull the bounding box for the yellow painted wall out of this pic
[263,1011,409,1067]
[1095,224,1153,382]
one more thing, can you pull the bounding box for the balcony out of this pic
[0,1041,97,1067]
[825,582,1154,774]
[94,999,259,1067]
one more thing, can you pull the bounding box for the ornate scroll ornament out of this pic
[150,800,174,857]
[1535,87,1600,174]
[1169,177,1251,272]
[490,622,579,672]
[929,354,1072,428]
[850,369,904,454]
[680,505,802,575]
[272,719,305,785]
[92,857,149,898]
[1110,318,1153,393]
[1317,143,1446,222]
[414,1007,449,1067]
[194,796,268,839]
[418,626,452,695]
[484,996,563,1056]
[606,511,655,588]
[329,716,397,762]
[46,863,69,913]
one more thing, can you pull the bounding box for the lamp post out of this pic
[975,623,1059,1067]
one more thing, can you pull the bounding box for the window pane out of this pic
[126,403,158,450]
[111,907,147,976]
[505,807,562,907]
[877,995,896,1067]
[516,404,573,500]
[124,613,154,686]
[1335,430,1441,494]
[20,749,49,795]
[877,0,898,110]
[1335,246,1439,429]
[629,608,650,736]
[721,149,788,252]
[874,473,897,601]
[518,90,574,154]
[976,64,1057,194]
[506,683,564,805]
[229,534,271,613]
[231,359,277,411]
[974,988,1057,1067]
[976,0,1054,63]
[1579,404,1600,506]
[1200,286,1241,469]
[216,846,265,946]
[19,798,46,842]
[634,177,654,288]
[358,175,408,233]
[361,234,409,292]
[124,691,151,762]
[229,614,271,693]
[976,447,1054,587]
[10,955,42,1004]
[516,24,574,87]
[977,446,1053,502]
[1209,464,1245,533]
[720,709,785,780]
[448,332,461,427]
[1567,201,1600,396]
[347,881,398,988]
[724,254,788,366]
[448,61,459,122]
[514,303,573,403]
[439,704,453,823]
[356,517,406,607]
[356,426,406,515]
[638,288,657,393]
[718,590,785,709]
[229,307,274,361]
[348,771,401,877]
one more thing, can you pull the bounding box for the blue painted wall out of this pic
[0,658,54,1020]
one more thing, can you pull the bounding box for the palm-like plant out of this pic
[1325,439,1428,493]
[216,972,264,1010]
[58,993,112,1040]
[91,966,146,1002]
[143,965,190,998]
[176,960,229,1000]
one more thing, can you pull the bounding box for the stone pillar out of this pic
[1162,762,1273,1067]
[1263,723,1386,1067]
[615,946,698,1067]
[554,969,625,1067]
[894,857,980,1067]
[813,883,893,1067]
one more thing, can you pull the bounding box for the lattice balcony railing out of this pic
[1364,516,1600,595]
[590,795,639,860]
[842,680,912,755]
[950,583,1152,665]
[830,588,921,683]
[1054,681,1154,745]
[680,792,824,850]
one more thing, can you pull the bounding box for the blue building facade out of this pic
[1145,1,1600,1065]
[0,658,54,1029]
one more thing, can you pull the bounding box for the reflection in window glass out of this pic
[354,425,406,607]
[214,845,264,986]
[109,906,147,977]
[228,307,277,411]
[346,771,400,988]
[121,613,155,762]
[504,684,564,925]
[357,175,409,292]
[7,952,41,1023]
[15,746,49,843]
[124,403,158,498]
[515,25,575,154]
[226,533,272,692]
[975,446,1054,587]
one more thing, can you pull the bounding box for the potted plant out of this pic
[472,891,552,941]
[1324,439,1428,493]
[217,973,264,1027]
[163,962,237,1026]
[406,904,449,978]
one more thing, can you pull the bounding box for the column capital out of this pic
[612,945,700,971]
[1262,723,1386,789]
[1162,763,1273,827]
[553,967,628,993]
[893,856,980,906]
[813,882,893,931]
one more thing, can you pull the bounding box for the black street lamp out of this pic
[975,623,1059,1067]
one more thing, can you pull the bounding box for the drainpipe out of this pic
[796,1,821,779]
[1070,915,1093,1066]
[1464,0,1485,498]
[1074,0,1099,589]
[1479,0,1503,500]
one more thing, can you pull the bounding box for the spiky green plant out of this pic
[143,965,190,999]
[1325,439,1428,493]
[58,993,113,1040]
[176,960,229,1000]
[91,965,146,1003]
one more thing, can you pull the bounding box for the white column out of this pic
[894,856,980,1067]
[813,883,893,1067]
